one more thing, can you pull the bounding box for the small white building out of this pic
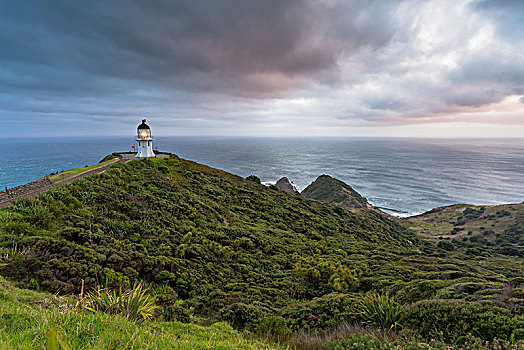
[135,119,155,158]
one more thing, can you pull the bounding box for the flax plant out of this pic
[357,292,403,331]
[84,283,159,321]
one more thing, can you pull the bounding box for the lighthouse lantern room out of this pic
[135,119,155,158]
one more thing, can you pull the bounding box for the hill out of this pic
[301,175,370,210]
[1,155,523,347]
[404,202,524,257]
[0,156,417,303]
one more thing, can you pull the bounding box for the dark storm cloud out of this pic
[0,0,397,98]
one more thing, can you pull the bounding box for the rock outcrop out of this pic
[275,177,298,193]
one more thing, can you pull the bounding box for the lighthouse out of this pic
[135,119,155,158]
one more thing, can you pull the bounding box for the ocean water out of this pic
[2,136,524,216]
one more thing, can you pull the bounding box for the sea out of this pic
[1,136,524,217]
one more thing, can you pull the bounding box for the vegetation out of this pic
[0,155,523,349]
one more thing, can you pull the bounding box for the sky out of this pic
[1,0,523,137]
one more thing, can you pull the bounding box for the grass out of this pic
[47,158,119,183]
[0,277,278,350]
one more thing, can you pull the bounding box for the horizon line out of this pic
[8,134,524,140]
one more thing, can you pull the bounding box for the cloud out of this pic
[473,0,524,40]
[0,0,399,96]
[0,0,523,136]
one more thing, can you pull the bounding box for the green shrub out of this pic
[163,302,191,323]
[511,277,524,286]
[154,287,191,322]
[437,240,454,251]
[281,293,358,331]
[246,175,261,184]
[219,302,267,330]
[254,315,291,339]
[395,279,450,303]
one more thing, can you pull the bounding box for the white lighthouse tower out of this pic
[135,119,155,158]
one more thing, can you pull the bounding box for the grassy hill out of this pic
[0,156,419,300]
[404,202,524,257]
[1,155,523,348]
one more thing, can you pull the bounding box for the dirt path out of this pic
[0,159,128,209]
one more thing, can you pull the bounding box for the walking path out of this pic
[0,159,129,209]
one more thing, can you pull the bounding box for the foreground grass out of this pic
[47,157,119,183]
[0,278,276,349]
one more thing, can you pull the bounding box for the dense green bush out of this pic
[219,302,268,330]
[163,303,191,323]
[403,300,524,343]
[281,293,358,331]
[253,315,291,339]
[245,175,261,184]
[437,240,454,251]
